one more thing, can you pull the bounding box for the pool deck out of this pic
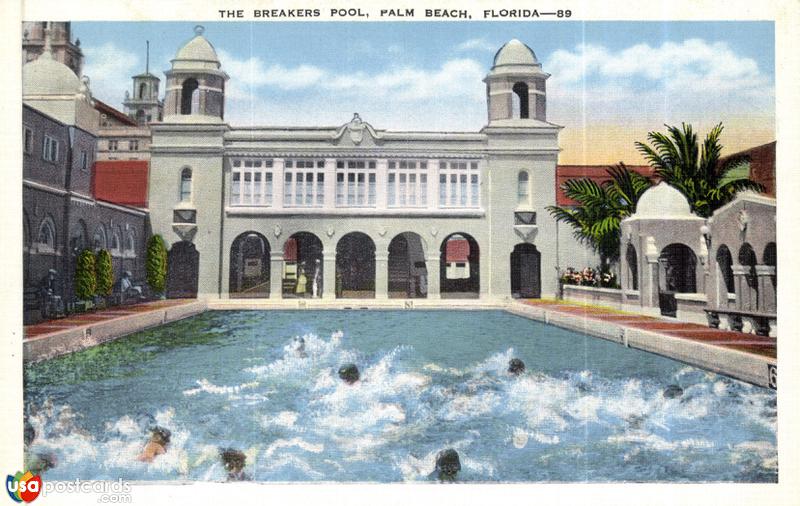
[22,297,777,389]
[508,299,776,389]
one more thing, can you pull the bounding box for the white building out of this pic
[148,26,591,301]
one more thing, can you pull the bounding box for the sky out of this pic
[71,21,775,164]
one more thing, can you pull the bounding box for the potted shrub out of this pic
[74,250,96,312]
[146,235,168,299]
[95,248,113,307]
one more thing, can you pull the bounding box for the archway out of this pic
[388,232,427,299]
[180,78,199,115]
[625,244,638,291]
[738,243,758,311]
[716,245,734,307]
[283,232,324,298]
[510,243,541,298]
[763,242,776,287]
[229,232,270,298]
[336,232,375,298]
[440,233,480,299]
[512,82,529,119]
[657,243,697,317]
[167,241,199,298]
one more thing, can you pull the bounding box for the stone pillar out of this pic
[273,159,285,209]
[270,252,284,299]
[644,236,659,309]
[756,265,776,313]
[426,256,440,299]
[731,264,748,311]
[375,254,388,299]
[323,250,336,300]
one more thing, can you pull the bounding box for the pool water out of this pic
[23,310,777,482]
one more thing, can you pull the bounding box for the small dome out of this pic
[634,182,694,218]
[23,50,81,96]
[493,39,539,67]
[173,25,220,67]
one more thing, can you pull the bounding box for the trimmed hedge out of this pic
[74,250,96,300]
[146,235,168,294]
[95,249,113,296]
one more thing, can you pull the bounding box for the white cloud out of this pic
[82,42,140,107]
[546,39,769,95]
[456,38,496,52]
[218,47,484,105]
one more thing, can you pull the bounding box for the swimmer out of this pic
[137,426,171,462]
[220,448,249,481]
[292,336,307,358]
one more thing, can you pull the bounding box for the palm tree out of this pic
[546,164,653,270]
[635,123,764,218]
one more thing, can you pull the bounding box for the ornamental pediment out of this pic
[331,113,382,147]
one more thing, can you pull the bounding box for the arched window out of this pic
[126,230,136,256]
[180,168,193,202]
[93,226,107,251]
[512,82,529,119]
[110,231,121,255]
[180,78,199,115]
[69,220,88,256]
[517,171,530,206]
[37,217,56,251]
[139,82,147,99]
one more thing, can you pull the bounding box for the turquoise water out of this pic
[23,310,777,482]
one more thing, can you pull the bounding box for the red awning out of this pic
[445,239,470,262]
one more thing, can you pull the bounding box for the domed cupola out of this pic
[163,25,229,122]
[633,182,695,218]
[484,39,550,124]
[23,31,98,129]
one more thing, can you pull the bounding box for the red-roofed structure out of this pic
[445,239,470,263]
[92,160,149,208]
[721,141,776,197]
[555,165,656,206]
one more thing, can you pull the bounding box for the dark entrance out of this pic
[388,232,427,298]
[283,232,324,298]
[510,243,541,298]
[336,232,375,298]
[229,232,270,298]
[167,241,199,298]
[658,243,697,317]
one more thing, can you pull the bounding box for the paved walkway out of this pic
[521,299,776,359]
[24,299,193,340]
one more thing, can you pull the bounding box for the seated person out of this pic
[120,271,143,298]
[137,426,171,462]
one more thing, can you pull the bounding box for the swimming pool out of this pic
[23,310,777,482]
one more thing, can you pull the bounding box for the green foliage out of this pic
[546,163,653,268]
[74,250,96,300]
[635,122,765,218]
[95,249,113,296]
[146,235,168,294]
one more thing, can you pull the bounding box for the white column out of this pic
[376,159,388,210]
[324,158,336,209]
[426,255,440,299]
[323,250,336,300]
[273,158,285,209]
[270,252,284,299]
[375,253,388,299]
[756,264,776,313]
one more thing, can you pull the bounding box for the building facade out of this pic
[148,28,591,301]
[22,37,149,323]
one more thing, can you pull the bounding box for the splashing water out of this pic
[23,310,777,482]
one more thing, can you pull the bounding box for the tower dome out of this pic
[493,39,539,67]
[634,182,694,218]
[172,25,221,71]
[22,49,81,96]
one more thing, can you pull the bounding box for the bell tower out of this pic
[163,25,228,122]
[123,41,163,125]
[484,39,549,124]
